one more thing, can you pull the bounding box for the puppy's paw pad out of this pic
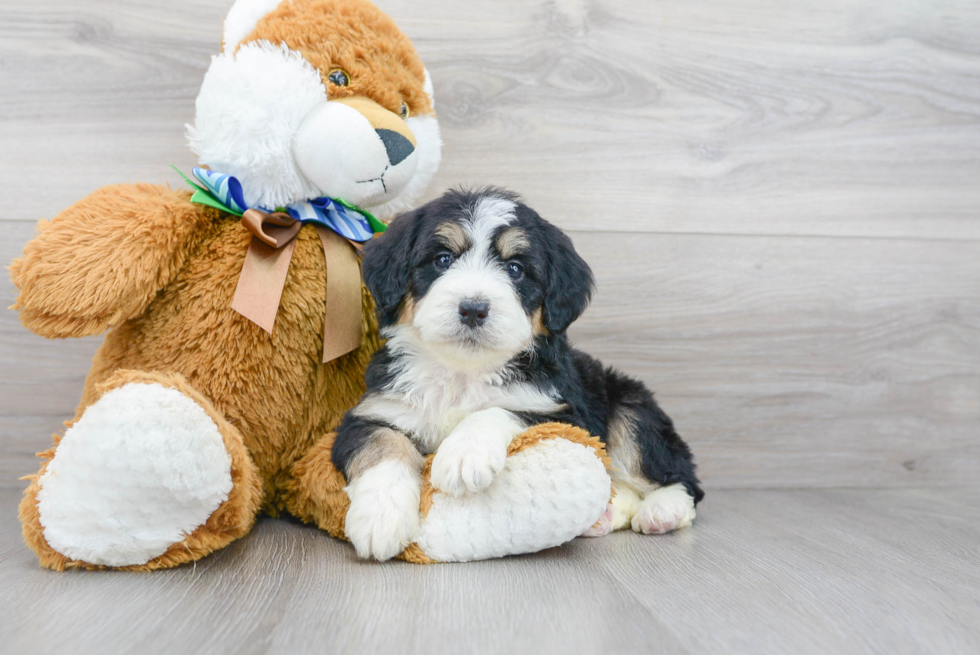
[431,435,506,496]
[631,485,696,535]
[581,504,615,538]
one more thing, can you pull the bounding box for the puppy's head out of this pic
[362,188,594,368]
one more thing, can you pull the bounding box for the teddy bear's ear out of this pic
[423,68,436,108]
[223,0,285,52]
[361,207,425,327]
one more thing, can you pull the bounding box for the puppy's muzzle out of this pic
[458,299,489,328]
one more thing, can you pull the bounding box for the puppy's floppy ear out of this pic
[541,224,594,333]
[361,207,422,327]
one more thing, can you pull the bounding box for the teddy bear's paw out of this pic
[631,484,696,535]
[430,430,508,496]
[35,382,233,567]
[344,460,421,561]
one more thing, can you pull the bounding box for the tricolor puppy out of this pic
[334,188,704,560]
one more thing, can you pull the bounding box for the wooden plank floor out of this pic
[2,486,979,654]
[2,0,979,653]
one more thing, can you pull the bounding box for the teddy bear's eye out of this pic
[399,102,410,119]
[328,69,350,87]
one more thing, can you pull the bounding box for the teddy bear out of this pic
[10,0,612,569]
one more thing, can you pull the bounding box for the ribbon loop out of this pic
[231,215,363,363]
[242,209,301,249]
[174,165,374,364]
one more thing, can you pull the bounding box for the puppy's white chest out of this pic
[410,376,507,452]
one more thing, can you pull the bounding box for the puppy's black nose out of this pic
[458,299,489,328]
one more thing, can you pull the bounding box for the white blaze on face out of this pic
[412,197,534,368]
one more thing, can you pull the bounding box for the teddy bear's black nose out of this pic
[458,299,489,328]
[376,129,415,166]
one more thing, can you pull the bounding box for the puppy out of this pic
[333,188,704,560]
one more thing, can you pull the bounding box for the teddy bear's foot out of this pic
[21,370,263,570]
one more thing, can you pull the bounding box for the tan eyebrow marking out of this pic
[434,222,471,254]
[496,227,530,259]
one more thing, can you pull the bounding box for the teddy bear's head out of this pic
[188,0,441,220]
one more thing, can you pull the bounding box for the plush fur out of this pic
[12,0,610,569]
[331,188,703,559]
[189,41,327,209]
[189,0,441,217]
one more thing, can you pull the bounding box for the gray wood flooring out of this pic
[2,486,979,655]
[1,0,978,653]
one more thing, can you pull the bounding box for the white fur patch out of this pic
[631,483,696,534]
[344,459,422,561]
[355,326,564,453]
[36,383,233,567]
[418,438,611,561]
[188,41,325,209]
[411,196,533,366]
[580,483,640,537]
[293,101,419,209]
[430,407,526,495]
[223,0,285,51]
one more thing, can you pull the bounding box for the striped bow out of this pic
[173,165,384,364]
[189,167,386,241]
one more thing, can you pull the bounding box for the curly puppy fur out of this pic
[330,188,703,559]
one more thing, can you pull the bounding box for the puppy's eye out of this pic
[399,102,410,119]
[434,252,455,271]
[328,69,350,87]
[506,261,524,280]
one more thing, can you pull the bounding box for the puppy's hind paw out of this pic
[581,504,616,537]
[344,461,421,561]
[631,484,696,535]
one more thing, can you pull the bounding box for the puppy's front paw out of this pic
[430,431,507,496]
[631,484,696,535]
[344,461,421,561]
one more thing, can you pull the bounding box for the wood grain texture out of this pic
[2,2,979,651]
[2,486,979,655]
[1,0,979,239]
[4,217,977,489]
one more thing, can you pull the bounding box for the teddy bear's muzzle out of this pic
[292,96,419,209]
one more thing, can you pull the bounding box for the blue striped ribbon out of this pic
[192,168,376,242]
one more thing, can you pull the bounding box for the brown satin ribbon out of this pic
[231,208,362,363]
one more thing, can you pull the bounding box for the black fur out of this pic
[331,413,389,478]
[361,205,423,327]
[341,187,703,505]
[513,336,703,503]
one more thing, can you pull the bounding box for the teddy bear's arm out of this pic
[9,183,212,338]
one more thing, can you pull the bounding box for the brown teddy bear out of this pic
[11,0,611,569]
